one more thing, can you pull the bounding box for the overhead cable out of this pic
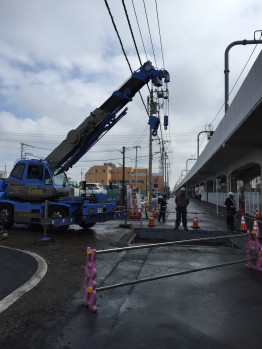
[122,0,150,94]
[131,0,148,61]
[122,0,142,66]
[155,0,165,69]
[143,0,157,67]
[104,0,149,116]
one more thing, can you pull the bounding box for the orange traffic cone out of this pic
[240,215,247,232]
[148,211,155,227]
[239,203,242,213]
[191,211,200,229]
[253,219,260,237]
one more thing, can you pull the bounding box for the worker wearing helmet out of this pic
[225,192,236,231]
[174,187,189,231]
[158,193,167,222]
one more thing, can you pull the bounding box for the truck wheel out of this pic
[0,204,14,228]
[79,222,96,230]
[48,206,69,232]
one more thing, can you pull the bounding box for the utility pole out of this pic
[160,139,165,193]
[121,146,126,207]
[81,169,85,182]
[164,151,167,194]
[148,89,153,209]
[20,143,34,160]
[145,169,148,198]
[167,163,170,196]
[132,145,141,187]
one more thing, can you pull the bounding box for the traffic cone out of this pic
[240,215,247,232]
[252,219,260,237]
[148,211,155,227]
[152,209,159,218]
[239,203,242,213]
[191,211,200,229]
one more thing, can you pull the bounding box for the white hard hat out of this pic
[228,192,234,196]
[180,187,186,191]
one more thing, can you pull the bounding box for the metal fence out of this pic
[201,191,262,216]
[245,192,262,216]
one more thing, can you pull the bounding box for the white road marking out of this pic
[0,246,48,314]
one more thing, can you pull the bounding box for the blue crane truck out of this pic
[0,62,169,231]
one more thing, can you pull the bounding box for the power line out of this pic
[104,0,149,116]
[131,0,148,61]
[104,0,132,73]
[122,0,142,66]
[143,0,157,67]
[155,0,165,69]
[122,0,150,94]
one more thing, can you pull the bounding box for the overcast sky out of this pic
[0,0,261,189]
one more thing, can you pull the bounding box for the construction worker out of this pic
[174,187,189,230]
[158,194,167,222]
[225,192,236,231]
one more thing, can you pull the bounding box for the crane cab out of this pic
[7,160,72,201]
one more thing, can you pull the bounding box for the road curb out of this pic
[0,246,48,314]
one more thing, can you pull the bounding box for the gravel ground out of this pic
[0,221,133,347]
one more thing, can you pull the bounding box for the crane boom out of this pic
[45,61,169,174]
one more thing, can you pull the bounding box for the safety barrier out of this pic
[245,192,261,216]
[83,247,97,313]
[201,191,262,217]
[83,232,261,312]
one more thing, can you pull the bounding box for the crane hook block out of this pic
[148,116,160,136]
[164,115,168,130]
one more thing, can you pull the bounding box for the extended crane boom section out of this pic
[45,61,169,174]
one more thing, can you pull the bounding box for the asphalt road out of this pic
[0,198,262,348]
[0,247,37,300]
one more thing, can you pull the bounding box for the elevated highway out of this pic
[177,49,262,215]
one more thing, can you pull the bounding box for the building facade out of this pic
[0,170,10,179]
[85,163,163,194]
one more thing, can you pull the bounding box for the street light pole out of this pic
[186,158,197,172]
[224,31,262,112]
[197,129,214,158]
[197,131,208,158]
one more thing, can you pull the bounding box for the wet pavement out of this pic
[0,247,38,301]
[1,198,262,348]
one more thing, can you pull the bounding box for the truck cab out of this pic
[7,159,72,201]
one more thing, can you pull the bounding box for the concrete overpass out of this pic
[176,49,262,215]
